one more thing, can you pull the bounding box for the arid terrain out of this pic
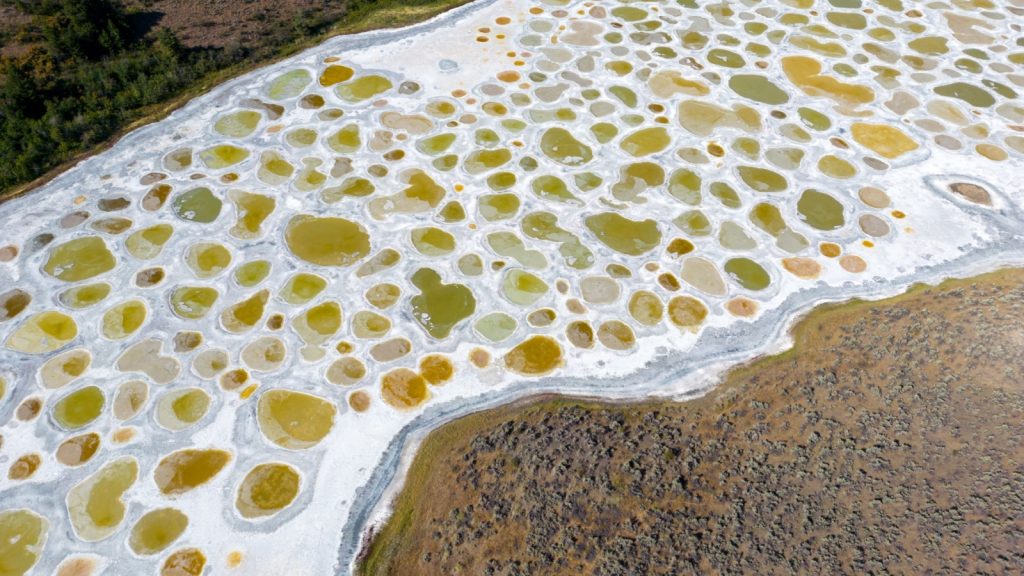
[362,269,1024,575]
[121,0,373,49]
[1,0,390,54]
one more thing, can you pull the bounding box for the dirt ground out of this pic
[0,1,355,55]
[361,268,1024,575]
[0,4,34,57]
[122,0,355,48]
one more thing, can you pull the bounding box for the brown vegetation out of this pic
[362,268,1024,575]
[122,1,355,49]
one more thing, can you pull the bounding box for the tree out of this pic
[41,0,131,60]
[0,60,43,118]
[152,27,183,63]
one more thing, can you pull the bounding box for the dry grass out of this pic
[361,268,1024,575]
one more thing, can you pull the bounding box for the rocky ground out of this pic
[361,268,1024,575]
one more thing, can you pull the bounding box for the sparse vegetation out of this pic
[0,0,468,197]
[361,268,1024,575]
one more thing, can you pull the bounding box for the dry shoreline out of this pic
[360,267,1024,575]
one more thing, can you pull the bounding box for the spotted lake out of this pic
[1,0,1023,574]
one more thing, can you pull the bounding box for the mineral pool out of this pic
[1,0,1022,574]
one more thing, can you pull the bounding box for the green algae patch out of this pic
[677,100,761,136]
[797,107,831,131]
[6,311,78,354]
[628,290,664,326]
[280,272,327,305]
[411,227,457,256]
[258,390,336,450]
[475,312,518,342]
[170,287,219,320]
[53,385,105,430]
[44,237,116,282]
[540,127,593,166]
[320,64,355,86]
[220,290,269,333]
[933,82,995,108]
[229,191,276,239]
[668,295,709,330]
[324,177,376,203]
[126,224,174,260]
[817,155,857,179]
[464,148,512,174]
[585,213,662,256]
[417,133,456,156]
[337,75,393,102]
[796,189,845,231]
[410,268,476,339]
[531,175,580,204]
[66,457,138,541]
[172,187,223,223]
[724,258,772,291]
[267,69,312,100]
[59,283,111,309]
[285,215,371,266]
[479,193,521,221]
[101,299,147,340]
[522,211,594,270]
[737,166,787,193]
[369,170,446,219]
[234,260,272,287]
[729,75,790,104]
[199,145,250,169]
[327,124,362,153]
[214,111,261,137]
[619,127,671,157]
[156,388,211,431]
[667,169,702,205]
[0,509,48,575]
[749,203,787,236]
[502,269,549,306]
[294,301,343,346]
